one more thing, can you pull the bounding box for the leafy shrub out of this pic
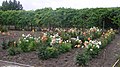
[75,29,116,66]
[76,53,91,66]
[86,46,100,58]
[38,46,59,60]
[1,40,8,49]
[7,47,21,56]
[69,32,77,38]
[0,26,8,32]
[58,43,72,54]
[46,47,59,58]
[60,32,71,41]
[37,46,46,59]
[71,39,78,48]
[43,36,51,46]
[18,40,29,52]
[28,41,36,51]
[18,34,41,52]
[1,40,15,49]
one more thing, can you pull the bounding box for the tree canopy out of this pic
[0,7,120,30]
[1,0,23,11]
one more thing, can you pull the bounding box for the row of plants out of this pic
[0,7,120,29]
[0,27,103,60]
[75,28,116,66]
[0,25,8,33]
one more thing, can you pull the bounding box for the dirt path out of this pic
[86,34,120,67]
[0,48,81,67]
[0,60,33,67]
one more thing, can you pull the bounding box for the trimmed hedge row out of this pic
[0,7,120,29]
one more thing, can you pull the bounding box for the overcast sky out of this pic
[0,0,120,10]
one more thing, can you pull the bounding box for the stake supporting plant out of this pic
[112,59,119,67]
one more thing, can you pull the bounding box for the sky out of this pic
[0,0,120,10]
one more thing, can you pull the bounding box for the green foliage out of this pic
[58,43,72,53]
[37,42,72,60]
[0,7,120,29]
[75,44,100,66]
[28,41,36,51]
[18,40,29,52]
[38,46,59,60]
[1,0,23,11]
[0,26,8,32]
[60,32,71,41]
[7,47,21,56]
[86,45,100,58]
[1,40,8,49]
[76,53,90,66]
[75,29,116,66]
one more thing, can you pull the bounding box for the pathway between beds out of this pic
[86,34,120,67]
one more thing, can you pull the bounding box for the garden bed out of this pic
[85,34,120,67]
[0,47,81,67]
[0,27,119,67]
[0,34,120,67]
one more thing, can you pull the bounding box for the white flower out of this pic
[66,40,69,42]
[97,29,100,32]
[89,40,92,43]
[96,45,100,48]
[44,33,47,36]
[64,41,66,43]
[36,38,39,41]
[77,36,79,40]
[24,38,26,40]
[90,49,93,51]
[93,26,96,29]
[52,36,55,38]
[56,38,61,41]
[55,33,59,37]
[22,34,25,37]
[68,40,71,43]
[50,35,53,38]
[98,41,102,45]
[28,34,31,36]
[26,40,29,42]
[38,37,40,39]
[92,45,95,47]
[85,41,89,43]
[91,40,96,44]
[90,28,92,30]
[50,42,53,46]
[81,46,84,48]
[71,38,76,40]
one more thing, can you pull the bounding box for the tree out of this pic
[1,0,23,11]
[0,6,2,10]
